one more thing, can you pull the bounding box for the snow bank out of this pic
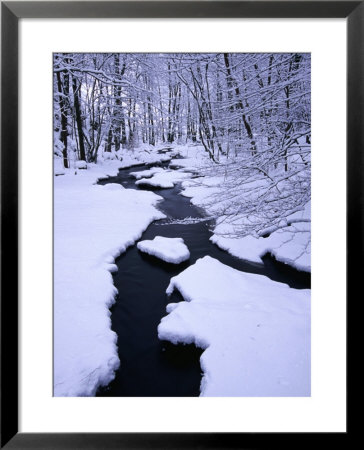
[130,167,165,180]
[54,157,66,176]
[158,256,310,397]
[75,160,87,169]
[169,159,200,172]
[137,236,190,264]
[179,154,311,272]
[99,146,173,169]
[54,159,165,396]
[135,170,192,189]
[212,202,311,272]
[125,146,172,165]
[173,144,209,162]
[181,177,224,212]
[212,225,311,272]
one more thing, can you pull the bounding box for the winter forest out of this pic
[54,53,311,397]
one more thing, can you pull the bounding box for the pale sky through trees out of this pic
[54,52,310,237]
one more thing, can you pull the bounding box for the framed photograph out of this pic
[1,1,356,448]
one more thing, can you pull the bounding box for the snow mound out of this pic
[75,160,87,169]
[102,152,117,161]
[54,157,66,175]
[158,256,310,397]
[98,147,173,170]
[137,236,190,264]
[135,170,192,189]
[169,158,201,171]
[101,183,125,191]
[130,167,165,180]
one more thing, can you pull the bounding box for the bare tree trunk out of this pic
[56,70,69,168]
[72,76,86,161]
[223,53,255,152]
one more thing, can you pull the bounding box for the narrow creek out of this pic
[97,158,310,397]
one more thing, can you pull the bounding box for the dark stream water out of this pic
[97,159,310,397]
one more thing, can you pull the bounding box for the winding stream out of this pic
[97,159,310,397]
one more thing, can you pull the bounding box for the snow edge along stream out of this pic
[54,158,166,396]
[159,256,311,397]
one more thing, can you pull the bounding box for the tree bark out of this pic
[56,71,69,168]
[72,76,86,161]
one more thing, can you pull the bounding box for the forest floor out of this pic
[54,144,311,397]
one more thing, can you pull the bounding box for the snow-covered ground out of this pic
[177,145,311,273]
[54,142,310,397]
[211,203,311,272]
[135,170,192,189]
[130,167,165,180]
[137,236,190,264]
[158,256,311,396]
[169,158,203,172]
[54,155,167,396]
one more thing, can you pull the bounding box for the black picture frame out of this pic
[1,1,357,448]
